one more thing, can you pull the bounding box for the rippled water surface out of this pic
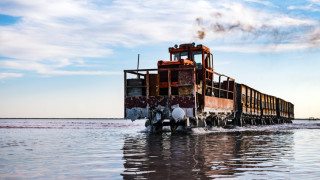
[1,119,320,179]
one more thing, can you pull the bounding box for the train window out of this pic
[204,53,208,68]
[193,51,202,69]
[205,52,212,69]
[172,53,179,61]
[211,54,214,70]
[180,51,188,60]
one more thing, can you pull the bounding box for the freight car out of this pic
[124,43,294,132]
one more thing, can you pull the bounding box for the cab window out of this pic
[193,51,202,69]
[172,53,179,61]
[180,51,188,60]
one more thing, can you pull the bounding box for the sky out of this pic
[0,0,319,118]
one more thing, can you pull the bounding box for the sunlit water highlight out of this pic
[0,119,320,179]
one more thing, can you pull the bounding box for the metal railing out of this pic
[204,69,235,100]
[124,67,195,98]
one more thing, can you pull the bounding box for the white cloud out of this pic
[213,2,315,27]
[0,0,201,63]
[303,26,320,44]
[0,59,120,76]
[244,0,276,7]
[42,70,122,76]
[0,0,319,77]
[288,4,320,12]
[309,0,320,6]
[0,59,70,72]
[214,43,317,53]
[194,2,320,53]
[287,0,320,11]
[0,72,23,79]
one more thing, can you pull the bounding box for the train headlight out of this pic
[172,107,185,121]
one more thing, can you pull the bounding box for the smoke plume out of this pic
[195,11,320,49]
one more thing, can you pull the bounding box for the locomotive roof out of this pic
[168,43,210,54]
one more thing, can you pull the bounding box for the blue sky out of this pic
[0,0,319,118]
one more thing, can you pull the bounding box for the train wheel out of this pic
[155,125,162,132]
[170,125,178,132]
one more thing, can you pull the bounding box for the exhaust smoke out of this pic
[194,10,320,50]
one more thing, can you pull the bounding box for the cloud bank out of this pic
[0,72,23,79]
[0,0,319,79]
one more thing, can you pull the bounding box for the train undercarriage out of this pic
[144,114,292,133]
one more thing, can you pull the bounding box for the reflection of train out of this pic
[124,43,294,131]
[121,131,294,179]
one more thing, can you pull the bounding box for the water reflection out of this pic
[122,131,294,179]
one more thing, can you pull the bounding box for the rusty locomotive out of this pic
[124,43,294,132]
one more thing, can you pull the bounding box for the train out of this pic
[124,43,294,132]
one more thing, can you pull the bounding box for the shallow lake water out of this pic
[0,119,320,179]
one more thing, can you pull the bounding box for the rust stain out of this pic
[205,96,233,110]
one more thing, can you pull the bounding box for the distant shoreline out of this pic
[295,118,320,120]
[0,118,318,120]
[0,118,127,120]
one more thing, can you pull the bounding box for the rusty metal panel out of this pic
[125,96,148,109]
[257,91,261,116]
[261,94,265,109]
[197,80,203,94]
[264,95,267,114]
[289,102,294,119]
[241,85,247,114]
[204,96,234,110]
[149,74,159,96]
[248,88,252,115]
[252,90,259,116]
[247,88,251,113]
[178,70,193,85]
[178,86,193,95]
[277,98,290,118]
[146,71,149,97]
[126,95,195,110]
[251,90,255,115]
[149,96,169,108]
[124,72,127,118]
[171,95,195,108]
[271,96,276,116]
[262,94,268,116]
